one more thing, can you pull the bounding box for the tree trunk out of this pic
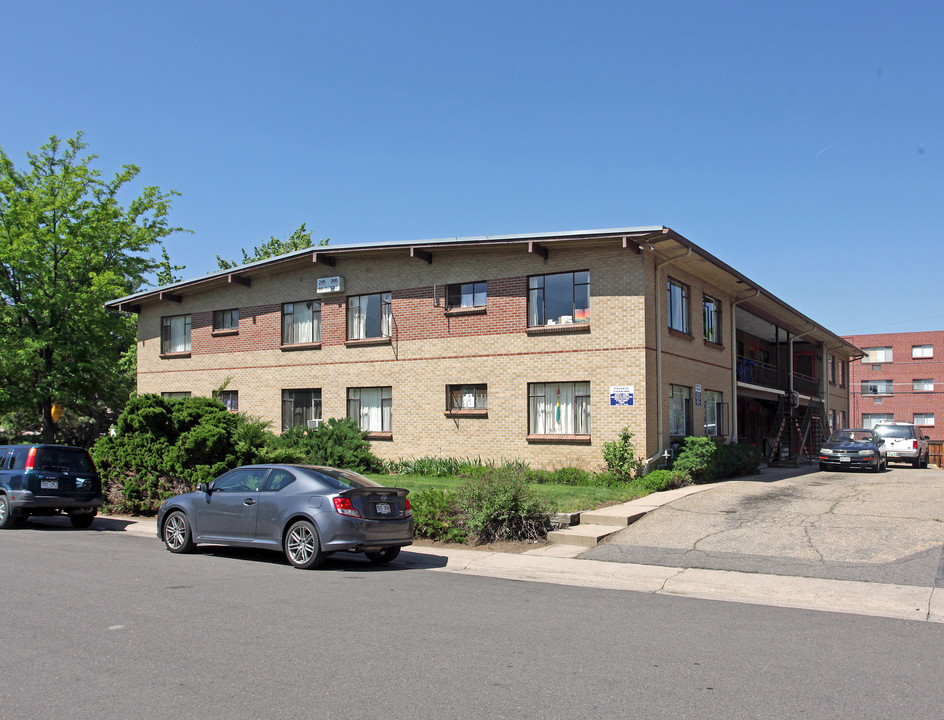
[41,398,56,444]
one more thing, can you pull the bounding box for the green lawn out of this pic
[367,473,650,513]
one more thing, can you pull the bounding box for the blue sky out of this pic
[3,1,941,335]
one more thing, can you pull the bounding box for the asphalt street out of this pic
[4,526,944,720]
[584,465,944,586]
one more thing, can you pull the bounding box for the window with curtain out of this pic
[347,387,392,432]
[281,389,322,431]
[912,345,933,359]
[282,300,321,344]
[667,279,690,333]
[213,308,239,331]
[669,385,691,436]
[862,413,894,428]
[446,281,487,309]
[702,295,721,343]
[914,379,934,392]
[219,390,238,411]
[827,354,835,383]
[528,382,590,434]
[527,271,589,327]
[446,384,488,411]
[862,380,893,395]
[347,293,392,339]
[161,314,191,354]
[914,413,935,426]
[862,347,893,363]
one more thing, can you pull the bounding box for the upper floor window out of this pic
[282,300,321,345]
[348,387,392,432]
[282,389,321,432]
[667,278,690,334]
[913,379,934,393]
[528,382,590,434]
[447,384,488,411]
[161,314,191,354]
[703,295,722,344]
[213,309,239,331]
[528,271,589,327]
[827,354,836,383]
[348,292,391,339]
[862,380,893,396]
[447,281,487,309]
[863,347,892,363]
[839,360,846,387]
[913,345,933,359]
[914,413,935,427]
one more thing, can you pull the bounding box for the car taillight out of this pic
[25,447,36,470]
[333,497,361,518]
[913,440,918,449]
[404,497,412,518]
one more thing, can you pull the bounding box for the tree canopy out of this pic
[216,222,328,269]
[0,132,182,442]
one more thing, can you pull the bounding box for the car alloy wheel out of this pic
[284,520,325,569]
[163,511,195,553]
[0,495,11,529]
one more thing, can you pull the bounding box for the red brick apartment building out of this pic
[106,227,859,469]
[842,331,944,437]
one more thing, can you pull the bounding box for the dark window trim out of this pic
[526,323,591,336]
[280,342,322,352]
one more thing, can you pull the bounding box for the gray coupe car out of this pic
[157,465,413,569]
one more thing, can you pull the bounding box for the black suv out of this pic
[0,445,104,528]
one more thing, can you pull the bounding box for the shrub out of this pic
[602,427,646,480]
[634,469,691,493]
[266,418,381,472]
[672,437,761,484]
[410,489,467,543]
[455,470,551,544]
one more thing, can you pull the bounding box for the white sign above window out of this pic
[317,276,345,293]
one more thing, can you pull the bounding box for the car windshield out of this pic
[829,431,874,444]
[304,467,381,490]
[873,425,913,439]
[34,448,95,472]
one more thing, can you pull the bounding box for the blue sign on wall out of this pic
[609,385,634,406]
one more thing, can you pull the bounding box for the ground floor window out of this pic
[348,387,392,432]
[282,389,322,431]
[447,384,488,411]
[161,391,191,400]
[703,390,725,436]
[218,390,238,411]
[862,413,894,428]
[670,385,692,436]
[528,382,590,434]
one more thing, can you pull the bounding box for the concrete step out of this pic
[579,508,648,526]
[546,524,618,548]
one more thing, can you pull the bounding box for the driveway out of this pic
[583,465,944,587]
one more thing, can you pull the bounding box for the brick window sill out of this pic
[345,337,392,348]
[526,323,591,336]
[668,328,693,340]
[703,339,724,350]
[159,352,191,359]
[211,329,239,337]
[365,431,393,441]
[526,434,591,445]
[280,342,322,352]
[445,306,487,318]
[444,409,488,418]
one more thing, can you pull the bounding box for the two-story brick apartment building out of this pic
[842,330,944,435]
[106,227,859,469]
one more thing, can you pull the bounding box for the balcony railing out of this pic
[737,356,822,398]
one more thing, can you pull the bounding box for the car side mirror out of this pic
[198,482,210,493]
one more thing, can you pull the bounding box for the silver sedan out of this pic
[157,465,413,569]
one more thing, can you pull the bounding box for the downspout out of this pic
[730,289,759,443]
[647,246,691,468]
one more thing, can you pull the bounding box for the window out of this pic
[839,360,846,387]
[282,300,321,344]
[528,382,590,434]
[161,314,191,354]
[528,271,589,327]
[862,413,894,428]
[446,384,488,411]
[347,387,392,432]
[265,469,296,492]
[703,295,722,344]
[913,345,933,359]
[914,379,934,393]
[447,281,487,309]
[669,385,692,436]
[212,467,267,492]
[862,347,893,363]
[861,380,893,396]
[667,278,690,333]
[914,413,935,427]
[827,354,836,383]
[281,389,322,431]
[348,293,392,339]
[161,391,191,400]
[703,390,725,436]
[218,390,238,411]
[213,309,239,331]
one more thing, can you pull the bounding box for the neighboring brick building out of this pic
[106,227,858,469]
[842,330,944,436]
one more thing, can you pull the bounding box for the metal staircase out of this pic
[767,398,830,467]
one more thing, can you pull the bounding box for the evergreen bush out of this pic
[455,470,551,544]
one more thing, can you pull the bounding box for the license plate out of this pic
[41,480,59,489]
[375,502,392,515]
[840,457,851,463]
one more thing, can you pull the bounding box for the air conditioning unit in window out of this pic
[317,276,344,294]
[307,419,323,430]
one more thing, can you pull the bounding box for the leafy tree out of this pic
[0,132,182,442]
[216,222,328,269]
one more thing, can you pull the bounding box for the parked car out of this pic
[0,444,104,529]
[818,429,887,472]
[157,464,413,569]
[872,422,930,468]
